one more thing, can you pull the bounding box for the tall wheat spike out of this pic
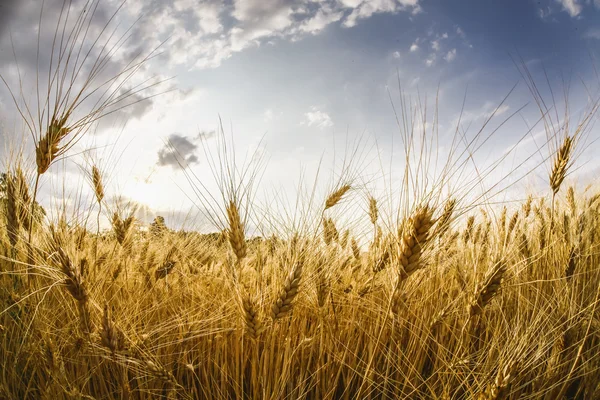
[92,166,104,204]
[550,135,573,195]
[434,198,456,239]
[241,295,263,339]
[479,360,519,400]
[469,260,507,317]
[100,304,126,354]
[226,201,247,262]
[399,205,434,276]
[271,262,303,320]
[368,196,378,225]
[325,184,351,210]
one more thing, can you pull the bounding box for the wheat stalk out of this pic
[241,295,264,339]
[271,262,303,320]
[469,260,507,317]
[155,246,177,280]
[226,201,247,262]
[325,184,351,210]
[479,360,519,400]
[92,166,104,204]
[368,196,378,225]
[351,238,361,260]
[434,198,456,239]
[550,136,574,195]
[50,245,92,333]
[399,205,434,276]
[100,304,126,354]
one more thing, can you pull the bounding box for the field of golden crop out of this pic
[1,2,600,399]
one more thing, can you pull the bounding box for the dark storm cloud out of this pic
[157,133,201,169]
[0,0,21,37]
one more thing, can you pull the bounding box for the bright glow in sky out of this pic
[1,0,600,231]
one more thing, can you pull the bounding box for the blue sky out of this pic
[1,0,600,230]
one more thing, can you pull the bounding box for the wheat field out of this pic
[1,1,600,400]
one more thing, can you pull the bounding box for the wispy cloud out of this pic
[557,0,583,17]
[303,107,333,129]
[444,48,457,62]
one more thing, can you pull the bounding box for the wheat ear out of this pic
[399,205,434,276]
[469,260,507,317]
[368,196,378,225]
[325,184,351,210]
[271,262,303,320]
[550,135,573,195]
[241,295,264,339]
[100,304,126,354]
[226,201,247,262]
[92,165,104,204]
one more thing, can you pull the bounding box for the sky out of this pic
[1,0,600,232]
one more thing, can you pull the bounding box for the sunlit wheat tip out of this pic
[325,184,351,210]
[550,135,573,195]
[92,165,104,203]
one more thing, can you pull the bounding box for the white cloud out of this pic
[557,0,582,17]
[342,0,422,28]
[456,26,465,38]
[425,53,436,67]
[298,6,344,34]
[339,0,363,7]
[303,107,333,128]
[410,41,419,52]
[431,39,440,51]
[392,51,401,58]
[444,48,457,62]
[84,0,422,72]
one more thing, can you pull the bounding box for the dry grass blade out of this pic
[5,173,19,248]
